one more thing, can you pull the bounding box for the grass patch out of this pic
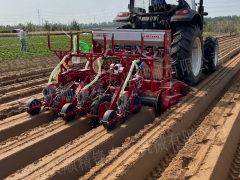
[0,35,91,61]
[0,30,229,61]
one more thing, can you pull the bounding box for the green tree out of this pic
[26,22,36,32]
[44,20,51,31]
[17,23,25,28]
[70,20,80,31]
[51,23,59,31]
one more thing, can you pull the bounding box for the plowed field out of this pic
[1,34,240,180]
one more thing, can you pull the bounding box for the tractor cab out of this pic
[114,0,208,30]
[131,0,196,12]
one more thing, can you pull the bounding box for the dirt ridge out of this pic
[80,52,240,180]
[149,72,240,179]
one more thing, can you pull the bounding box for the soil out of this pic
[1,34,240,180]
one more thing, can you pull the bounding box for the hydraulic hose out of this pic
[48,34,90,83]
[73,35,90,53]
[48,55,68,83]
[73,35,77,52]
[84,57,102,88]
[119,59,139,98]
[84,61,89,69]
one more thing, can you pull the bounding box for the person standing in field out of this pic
[18,27,28,51]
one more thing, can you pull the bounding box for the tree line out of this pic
[0,20,120,33]
[0,15,240,33]
[204,15,240,33]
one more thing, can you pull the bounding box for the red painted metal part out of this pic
[26,33,109,117]
[105,103,142,126]
[47,32,73,72]
[34,69,93,116]
[42,30,183,126]
[63,109,80,118]
[160,81,182,112]
[95,30,183,129]
[27,105,42,111]
[45,39,111,115]
[105,115,123,126]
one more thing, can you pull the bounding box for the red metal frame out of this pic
[27,32,110,116]
[27,30,183,127]
[137,31,182,112]
[47,32,73,72]
[101,71,144,126]
[61,32,146,120]
[90,30,183,127]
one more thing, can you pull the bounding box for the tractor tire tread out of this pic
[171,23,203,86]
[203,36,218,73]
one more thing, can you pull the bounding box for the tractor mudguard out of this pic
[170,10,202,27]
[113,12,132,23]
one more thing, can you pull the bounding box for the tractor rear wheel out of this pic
[89,94,112,128]
[102,110,117,130]
[61,103,76,122]
[171,23,203,86]
[26,98,41,115]
[203,36,218,73]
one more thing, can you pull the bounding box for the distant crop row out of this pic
[0,35,91,60]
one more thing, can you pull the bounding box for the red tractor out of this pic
[114,0,219,86]
[94,0,220,130]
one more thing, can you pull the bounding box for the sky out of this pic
[0,0,240,26]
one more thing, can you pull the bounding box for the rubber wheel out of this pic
[25,98,41,115]
[171,23,203,87]
[133,96,142,114]
[102,110,117,130]
[203,36,218,73]
[61,103,76,122]
[89,94,112,128]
